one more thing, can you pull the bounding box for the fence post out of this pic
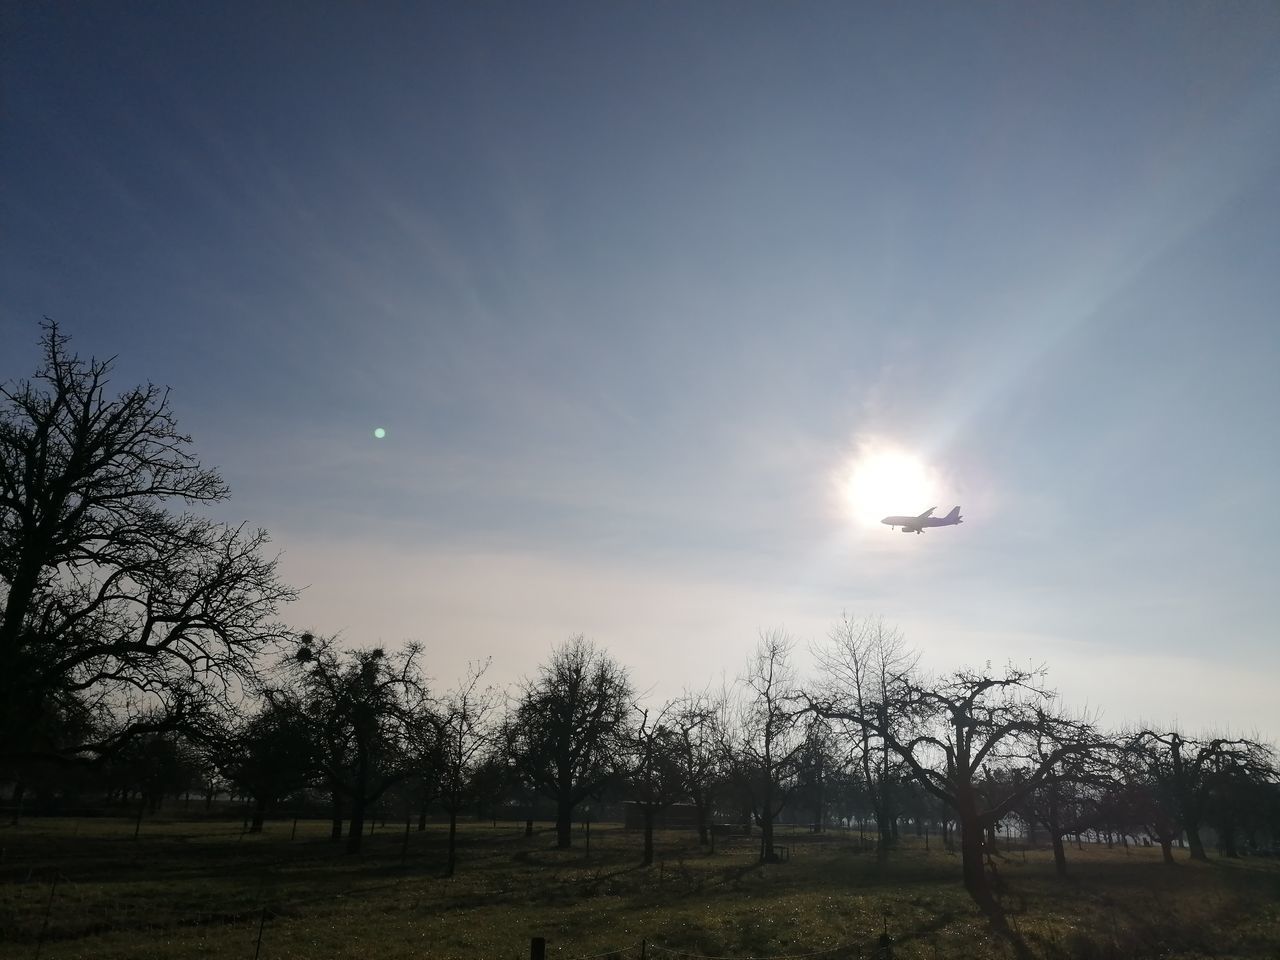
[530,936,546,960]
[641,937,647,960]
[34,873,60,960]
[253,905,268,960]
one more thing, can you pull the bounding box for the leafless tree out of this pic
[433,659,498,876]
[812,615,918,855]
[0,323,293,763]
[627,700,690,865]
[294,634,429,853]
[726,630,806,863]
[507,636,633,849]
[669,690,722,845]
[1132,729,1276,861]
[809,663,1097,917]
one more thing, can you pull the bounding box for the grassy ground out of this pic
[1,816,1278,959]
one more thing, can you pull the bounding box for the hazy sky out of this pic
[4,3,1279,737]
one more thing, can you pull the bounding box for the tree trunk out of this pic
[418,794,428,832]
[250,796,266,834]
[1051,832,1067,877]
[330,791,344,841]
[642,807,655,866]
[960,816,994,910]
[761,811,776,862]
[1159,837,1175,864]
[693,793,709,845]
[1186,820,1208,861]
[446,809,458,877]
[347,797,366,853]
[555,796,573,849]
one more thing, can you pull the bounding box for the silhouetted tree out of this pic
[507,636,632,849]
[813,615,918,855]
[0,323,293,764]
[1133,730,1275,861]
[295,634,428,853]
[627,701,690,865]
[809,664,1097,918]
[221,693,316,833]
[434,659,498,876]
[670,690,722,844]
[727,630,805,863]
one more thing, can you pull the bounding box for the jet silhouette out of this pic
[881,506,962,534]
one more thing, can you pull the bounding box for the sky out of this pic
[4,2,1279,739]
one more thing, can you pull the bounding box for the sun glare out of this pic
[843,446,939,529]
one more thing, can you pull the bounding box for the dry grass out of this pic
[1,816,1277,959]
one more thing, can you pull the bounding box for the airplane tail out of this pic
[944,506,962,523]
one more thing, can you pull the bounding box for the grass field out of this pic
[1,816,1278,959]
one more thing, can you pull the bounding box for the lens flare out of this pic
[843,444,940,529]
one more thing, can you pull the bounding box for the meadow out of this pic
[1,815,1278,960]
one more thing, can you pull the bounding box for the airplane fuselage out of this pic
[881,506,963,533]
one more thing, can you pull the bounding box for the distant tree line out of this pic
[3,324,1278,920]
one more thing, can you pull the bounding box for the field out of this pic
[2,816,1279,960]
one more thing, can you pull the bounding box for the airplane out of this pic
[881,506,962,534]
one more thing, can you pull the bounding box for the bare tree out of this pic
[434,659,498,876]
[1132,729,1276,861]
[670,690,722,845]
[220,692,316,833]
[627,701,690,865]
[0,323,293,763]
[1021,731,1114,876]
[812,615,918,855]
[294,634,429,853]
[507,636,632,849]
[809,663,1097,916]
[727,630,806,863]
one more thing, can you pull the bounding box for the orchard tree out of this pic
[221,693,316,833]
[507,636,632,849]
[670,691,722,845]
[813,615,918,853]
[809,664,1097,917]
[295,634,430,853]
[627,701,690,865]
[434,659,498,876]
[726,630,806,863]
[0,323,293,763]
[1133,730,1276,861]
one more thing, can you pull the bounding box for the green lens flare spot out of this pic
[373,427,386,439]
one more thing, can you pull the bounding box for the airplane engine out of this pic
[901,527,916,534]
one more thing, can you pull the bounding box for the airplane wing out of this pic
[917,507,936,519]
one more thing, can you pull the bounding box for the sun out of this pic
[842,445,939,529]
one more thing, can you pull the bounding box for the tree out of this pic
[809,664,1097,917]
[434,659,498,876]
[1134,730,1276,861]
[727,630,805,863]
[507,636,632,849]
[813,615,918,855]
[670,690,722,845]
[220,693,316,833]
[1018,725,1115,876]
[295,634,428,853]
[0,323,293,763]
[627,701,690,865]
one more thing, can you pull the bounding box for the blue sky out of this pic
[4,3,1279,736]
